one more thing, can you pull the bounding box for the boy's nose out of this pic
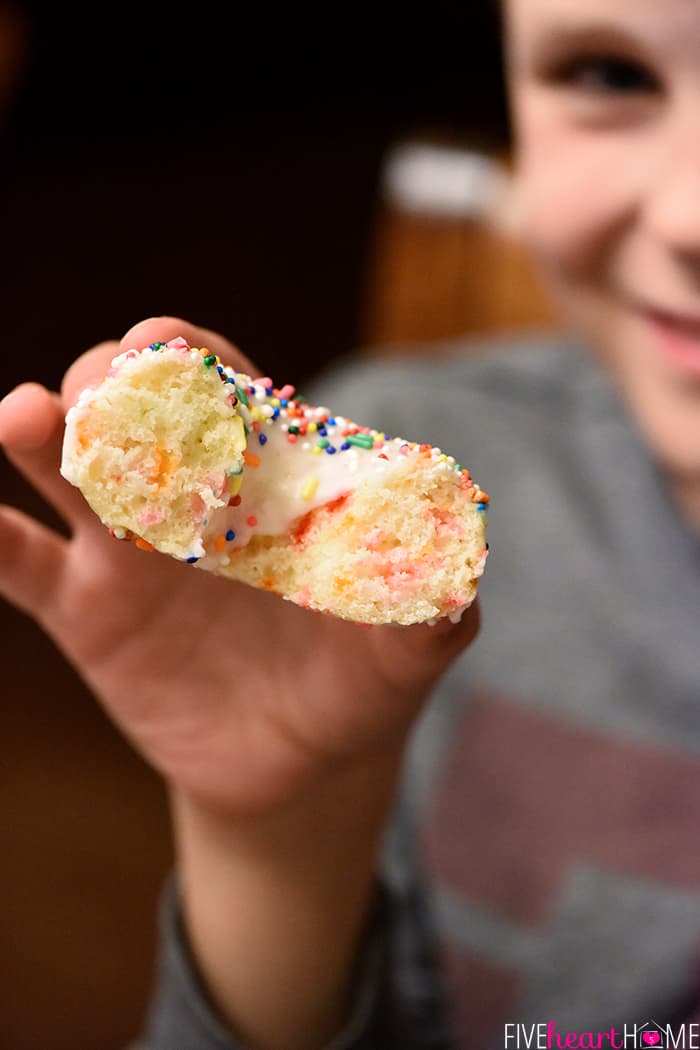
[642,108,700,266]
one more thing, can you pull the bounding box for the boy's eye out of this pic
[550,55,659,95]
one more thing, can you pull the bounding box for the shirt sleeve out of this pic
[131,784,456,1050]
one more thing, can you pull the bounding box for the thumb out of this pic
[369,599,480,693]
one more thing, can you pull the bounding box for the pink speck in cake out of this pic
[290,492,350,547]
[359,554,424,596]
[295,587,313,608]
[364,527,387,551]
[429,505,464,537]
[137,507,166,527]
[389,558,422,580]
[207,474,227,499]
[189,493,207,522]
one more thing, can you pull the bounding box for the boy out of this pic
[1,0,699,1046]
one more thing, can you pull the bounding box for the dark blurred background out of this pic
[2,2,509,393]
[0,4,554,1048]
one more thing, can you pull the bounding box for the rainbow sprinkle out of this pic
[300,476,319,500]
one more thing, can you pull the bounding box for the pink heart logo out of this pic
[642,1035,661,1046]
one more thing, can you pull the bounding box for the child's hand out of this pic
[0,317,479,815]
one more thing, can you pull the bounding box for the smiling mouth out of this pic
[640,304,700,377]
[647,306,700,339]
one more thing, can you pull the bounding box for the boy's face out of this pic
[505,0,700,477]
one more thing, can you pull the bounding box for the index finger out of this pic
[61,316,260,411]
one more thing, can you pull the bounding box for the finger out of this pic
[0,383,93,528]
[61,340,120,411]
[121,316,259,374]
[370,599,481,691]
[0,503,68,623]
[61,320,262,413]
